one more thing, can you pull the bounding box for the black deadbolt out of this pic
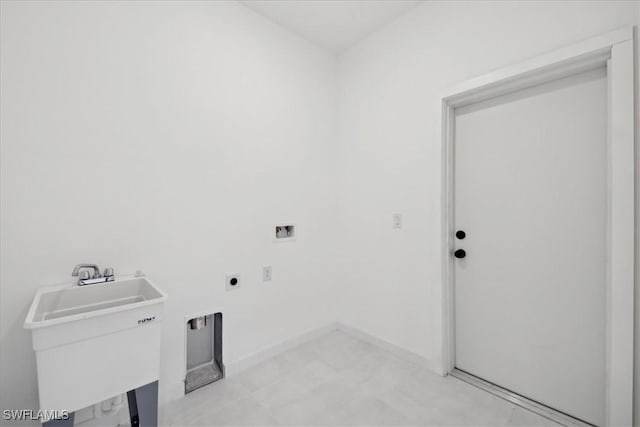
[230,277,238,286]
[456,230,466,240]
[454,249,466,259]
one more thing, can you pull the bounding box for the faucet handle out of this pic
[104,267,114,278]
[79,271,90,281]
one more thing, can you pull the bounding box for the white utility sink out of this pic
[24,275,167,418]
[25,276,166,326]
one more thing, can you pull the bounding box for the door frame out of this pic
[439,26,635,426]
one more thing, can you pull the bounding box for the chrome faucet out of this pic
[72,264,115,286]
[72,264,101,278]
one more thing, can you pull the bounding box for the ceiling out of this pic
[240,1,422,53]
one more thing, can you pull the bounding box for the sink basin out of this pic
[25,276,166,327]
[24,275,167,417]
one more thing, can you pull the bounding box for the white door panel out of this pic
[454,67,607,426]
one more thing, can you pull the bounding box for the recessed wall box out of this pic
[274,224,295,241]
[184,312,224,394]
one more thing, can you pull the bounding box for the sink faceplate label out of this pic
[137,316,156,325]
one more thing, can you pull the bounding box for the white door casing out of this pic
[439,27,635,426]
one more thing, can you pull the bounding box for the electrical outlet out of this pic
[263,266,272,282]
[393,213,402,229]
[225,274,240,291]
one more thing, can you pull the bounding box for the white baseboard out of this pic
[224,322,340,376]
[160,324,340,407]
[224,321,434,376]
[336,322,434,371]
[161,321,436,408]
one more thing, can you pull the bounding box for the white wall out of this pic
[0,0,338,422]
[2,0,639,425]
[334,0,639,423]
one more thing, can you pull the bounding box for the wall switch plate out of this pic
[225,274,240,291]
[393,213,402,229]
[263,266,272,282]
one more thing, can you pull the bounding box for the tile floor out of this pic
[160,330,560,426]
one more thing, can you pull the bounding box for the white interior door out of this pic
[453,67,607,426]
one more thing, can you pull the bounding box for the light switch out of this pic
[263,266,272,282]
[393,213,402,229]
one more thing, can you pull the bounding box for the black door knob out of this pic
[454,249,466,259]
[456,230,466,239]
